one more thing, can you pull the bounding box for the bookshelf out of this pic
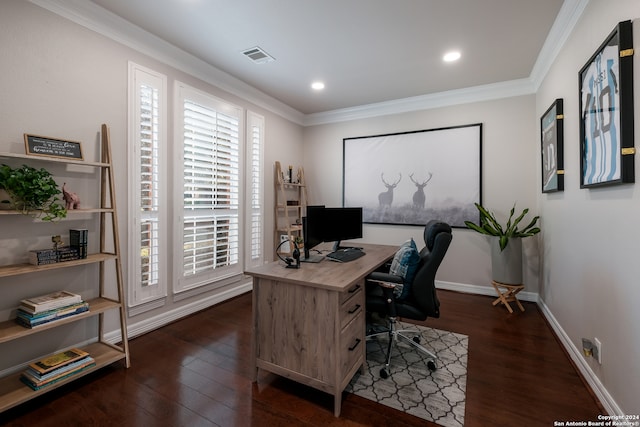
[0,124,130,413]
[274,161,307,259]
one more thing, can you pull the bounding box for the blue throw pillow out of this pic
[389,238,420,300]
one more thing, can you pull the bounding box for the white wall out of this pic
[303,95,540,293]
[0,0,303,367]
[536,0,640,415]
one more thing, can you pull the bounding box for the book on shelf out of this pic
[20,290,82,314]
[28,347,90,375]
[17,300,88,317]
[16,302,89,328]
[21,358,96,391]
[25,355,95,382]
[29,246,80,265]
[69,228,88,259]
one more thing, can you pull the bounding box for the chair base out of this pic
[491,280,525,313]
[366,316,437,378]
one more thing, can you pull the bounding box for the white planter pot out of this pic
[0,189,12,210]
[490,237,523,285]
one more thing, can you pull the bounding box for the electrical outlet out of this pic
[594,338,602,364]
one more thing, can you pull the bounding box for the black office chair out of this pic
[366,220,452,378]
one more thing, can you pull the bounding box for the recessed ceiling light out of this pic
[311,81,325,90]
[443,51,461,62]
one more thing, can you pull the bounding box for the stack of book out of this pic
[16,291,89,329]
[20,348,95,391]
[29,246,80,265]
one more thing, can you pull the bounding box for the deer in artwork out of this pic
[409,172,433,209]
[378,173,402,207]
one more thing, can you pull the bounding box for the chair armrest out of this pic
[368,279,397,289]
[368,271,403,285]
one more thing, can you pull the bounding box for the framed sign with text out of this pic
[24,134,84,160]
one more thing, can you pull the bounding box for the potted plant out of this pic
[464,203,540,284]
[0,164,67,221]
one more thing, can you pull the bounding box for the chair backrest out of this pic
[406,220,452,318]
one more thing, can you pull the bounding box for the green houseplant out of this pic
[0,164,67,221]
[464,202,540,251]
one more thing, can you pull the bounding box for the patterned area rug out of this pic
[346,322,468,427]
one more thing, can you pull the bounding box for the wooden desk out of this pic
[245,243,397,416]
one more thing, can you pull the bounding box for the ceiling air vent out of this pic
[242,46,275,64]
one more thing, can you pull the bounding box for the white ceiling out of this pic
[87,0,566,116]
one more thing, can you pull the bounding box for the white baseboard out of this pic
[437,280,621,415]
[436,280,538,302]
[536,299,621,416]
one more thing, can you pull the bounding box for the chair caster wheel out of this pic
[413,336,421,344]
[427,360,437,371]
[380,368,389,379]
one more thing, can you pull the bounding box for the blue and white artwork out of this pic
[579,20,634,188]
[580,43,621,186]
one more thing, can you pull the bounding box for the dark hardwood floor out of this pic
[1,290,603,426]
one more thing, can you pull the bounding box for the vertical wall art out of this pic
[579,20,634,188]
[342,123,482,227]
[540,98,564,193]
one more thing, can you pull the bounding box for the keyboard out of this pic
[326,248,365,263]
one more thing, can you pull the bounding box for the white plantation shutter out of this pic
[128,63,167,307]
[139,84,161,285]
[176,83,243,291]
[246,112,264,267]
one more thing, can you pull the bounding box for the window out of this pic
[128,63,168,307]
[246,111,265,268]
[174,82,244,292]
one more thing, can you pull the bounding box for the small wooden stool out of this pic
[491,280,525,313]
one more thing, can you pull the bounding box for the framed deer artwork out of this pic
[343,123,482,227]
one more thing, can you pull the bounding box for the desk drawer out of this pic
[339,281,363,306]
[340,311,365,380]
[340,285,364,330]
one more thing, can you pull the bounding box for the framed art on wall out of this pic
[343,123,482,227]
[540,98,564,193]
[579,20,634,188]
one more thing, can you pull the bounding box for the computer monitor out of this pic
[302,205,325,262]
[321,207,363,251]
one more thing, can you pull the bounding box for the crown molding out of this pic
[530,0,590,90]
[28,0,306,126]
[303,78,536,126]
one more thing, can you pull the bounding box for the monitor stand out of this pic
[332,241,362,252]
[301,254,324,263]
[301,248,324,263]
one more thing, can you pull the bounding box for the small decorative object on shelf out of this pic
[52,235,63,250]
[61,183,80,210]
